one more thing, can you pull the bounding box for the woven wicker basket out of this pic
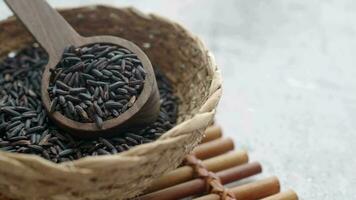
[0,5,222,200]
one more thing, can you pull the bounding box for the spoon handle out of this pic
[5,0,81,60]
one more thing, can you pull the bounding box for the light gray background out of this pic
[1,1,355,199]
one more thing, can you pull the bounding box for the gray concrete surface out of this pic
[1,0,356,199]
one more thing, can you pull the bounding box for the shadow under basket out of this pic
[0,5,222,200]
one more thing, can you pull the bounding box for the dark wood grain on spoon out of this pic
[4,0,160,138]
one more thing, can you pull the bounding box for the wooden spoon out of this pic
[5,0,160,138]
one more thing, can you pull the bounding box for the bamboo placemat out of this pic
[136,125,299,200]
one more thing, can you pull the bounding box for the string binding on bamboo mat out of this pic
[184,155,236,200]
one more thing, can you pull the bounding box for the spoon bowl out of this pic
[5,0,160,138]
[42,36,160,137]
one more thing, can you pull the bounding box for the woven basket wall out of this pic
[0,5,222,200]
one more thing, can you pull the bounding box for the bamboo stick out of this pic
[260,190,298,200]
[193,137,234,160]
[145,151,248,193]
[201,126,222,143]
[218,162,262,184]
[136,162,261,200]
[194,176,280,200]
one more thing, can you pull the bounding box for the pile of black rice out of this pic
[48,44,147,128]
[0,44,178,163]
